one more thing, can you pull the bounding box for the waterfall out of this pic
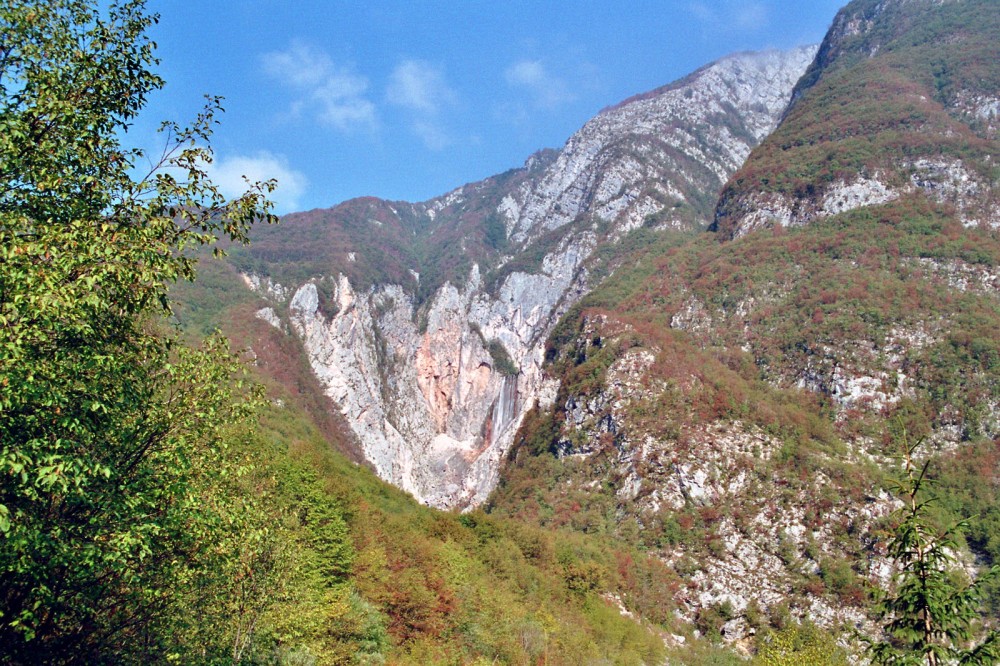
[491,374,519,440]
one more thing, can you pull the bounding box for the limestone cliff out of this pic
[239,47,817,508]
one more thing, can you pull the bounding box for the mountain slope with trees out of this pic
[225,47,816,509]
[0,2,684,664]
[490,0,1000,651]
[7,0,1000,664]
[713,0,998,238]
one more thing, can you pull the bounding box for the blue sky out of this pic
[140,1,845,213]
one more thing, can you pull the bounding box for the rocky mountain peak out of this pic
[237,46,816,510]
[504,47,818,246]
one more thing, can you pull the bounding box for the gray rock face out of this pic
[504,47,818,244]
[548,314,896,640]
[247,47,816,509]
[722,161,999,239]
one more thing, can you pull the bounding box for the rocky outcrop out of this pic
[714,0,999,239]
[536,314,897,638]
[273,235,590,508]
[504,47,818,244]
[910,257,1000,298]
[242,47,816,509]
[722,164,998,239]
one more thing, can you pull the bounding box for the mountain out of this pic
[714,0,998,238]
[18,0,1000,661]
[491,0,1000,640]
[172,0,998,654]
[231,46,817,509]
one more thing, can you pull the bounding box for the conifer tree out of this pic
[867,437,1000,666]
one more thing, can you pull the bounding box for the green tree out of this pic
[0,1,276,662]
[753,622,849,666]
[867,438,1000,666]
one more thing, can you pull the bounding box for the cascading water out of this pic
[491,374,519,441]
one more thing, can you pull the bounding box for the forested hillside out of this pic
[169,255,685,664]
[3,0,999,664]
[224,47,816,510]
[0,2,689,663]
[492,0,1000,655]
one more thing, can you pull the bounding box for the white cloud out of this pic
[207,151,308,213]
[387,60,457,114]
[261,41,332,88]
[506,60,546,88]
[384,60,459,150]
[262,41,376,132]
[688,2,715,22]
[688,1,769,33]
[411,120,451,151]
[504,59,575,110]
[734,2,769,31]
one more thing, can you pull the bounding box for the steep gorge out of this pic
[239,47,817,508]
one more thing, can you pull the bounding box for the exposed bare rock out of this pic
[254,306,284,332]
[241,273,290,302]
[955,91,999,138]
[910,257,1000,297]
[505,47,818,244]
[724,164,996,239]
[908,158,999,229]
[255,47,815,509]
[545,316,899,640]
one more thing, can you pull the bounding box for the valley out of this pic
[3,0,998,663]
[209,0,999,659]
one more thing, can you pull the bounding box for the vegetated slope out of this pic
[490,0,1000,646]
[713,0,998,238]
[169,259,682,665]
[223,47,816,509]
[233,150,558,306]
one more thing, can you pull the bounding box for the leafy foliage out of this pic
[753,622,849,665]
[492,193,1000,647]
[0,0,277,661]
[929,441,1000,616]
[486,338,519,377]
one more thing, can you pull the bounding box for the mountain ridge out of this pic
[168,0,1000,656]
[713,0,999,239]
[229,46,817,509]
[492,0,1000,641]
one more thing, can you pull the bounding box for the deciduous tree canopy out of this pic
[0,1,276,661]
